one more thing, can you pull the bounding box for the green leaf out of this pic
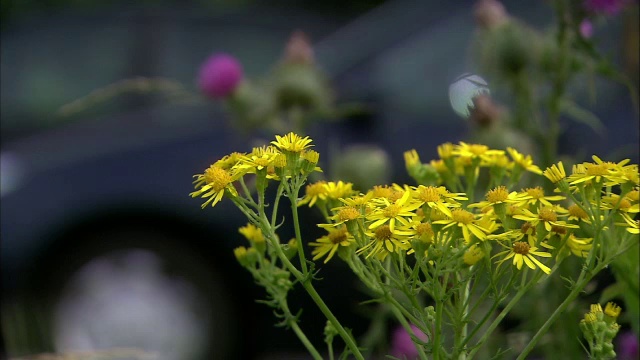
[598,282,623,304]
[560,99,605,133]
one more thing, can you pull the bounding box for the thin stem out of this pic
[515,266,602,360]
[456,273,470,360]
[390,305,429,360]
[467,270,542,359]
[265,225,364,359]
[281,300,323,360]
[288,186,309,275]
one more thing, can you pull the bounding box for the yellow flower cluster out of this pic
[190,132,322,208]
[191,134,639,278]
[304,140,639,276]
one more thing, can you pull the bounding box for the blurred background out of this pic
[1,0,638,359]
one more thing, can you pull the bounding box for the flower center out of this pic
[374,225,392,241]
[338,207,360,222]
[416,222,434,237]
[253,157,271,167]
[329,227,348,244]
[452,209,474,224]
[513,241,530,255]
[371,186,393,199]
[388,191,404,202]
[486,186,509,203]
[204,166,233,191]
[568,204,588,219]
[418,186,441,203]
[383,204,401,218]
[525,186,544,199]
[521,222,535,235]
[585,163,612,176]
[551,225,567,235]
[538,208,557,222]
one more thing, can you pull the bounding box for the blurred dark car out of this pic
[2,1,637,359]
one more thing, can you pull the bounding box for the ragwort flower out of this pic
[494,240,552,274]
[433,208,489,243]
[191,164,239,208]
[271,132,314,153]
[367,190,422,232]
[309,226,354,263]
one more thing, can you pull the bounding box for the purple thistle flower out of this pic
[618,331,639,360]
[197,53,243,99]
[580,19,594,38]
[584,0,629,15]
[390,324,429,359]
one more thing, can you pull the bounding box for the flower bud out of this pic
[283,30,315,65]
[474,0,508,30]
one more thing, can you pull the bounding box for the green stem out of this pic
[456,274,470,360]
[301,281,364,360]
[288,186,309,275]
[391,306,429,360]
[264,224,364,360]
[515,267,600,360]
[467,270,541,359]
[287,310,324,360]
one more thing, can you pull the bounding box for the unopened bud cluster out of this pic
[579,302,622,359]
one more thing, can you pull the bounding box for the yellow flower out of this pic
[543,161,566,183]
[493,240,552,274]
[404,149,421,169]
[339,192,374,207]
[324,181,355,200]
[609,163,639,186]
[513,206,578,232]
[516,186,565,208]
[437,142,455,159]
[604,302,622,319]
[470,186,530,212]
[309,226,354,263]
[234,146,279,174]
[271,132,314,153]
[482,152,513,169]
[367,190,422,232]
[452,142,505,163]
[433,208,489,243]
[568,204,590,223]
[412,185,466,217]
[567,156,630,186]
[238,223,265,243]
[463,244,485,265]
[319,205,362,228]
[600,194,639,213]
[214,152,246,170]
[507,147,543,174]
[191,164,238,208]
[560,235,592,258]
[617,213,639,234]
[357,224,413,259]
[298,181,329,207]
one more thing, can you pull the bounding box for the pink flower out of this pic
[197,53,243,98]
[390,324,429,359]
[584,0,629,15]
[579,19,594,38]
